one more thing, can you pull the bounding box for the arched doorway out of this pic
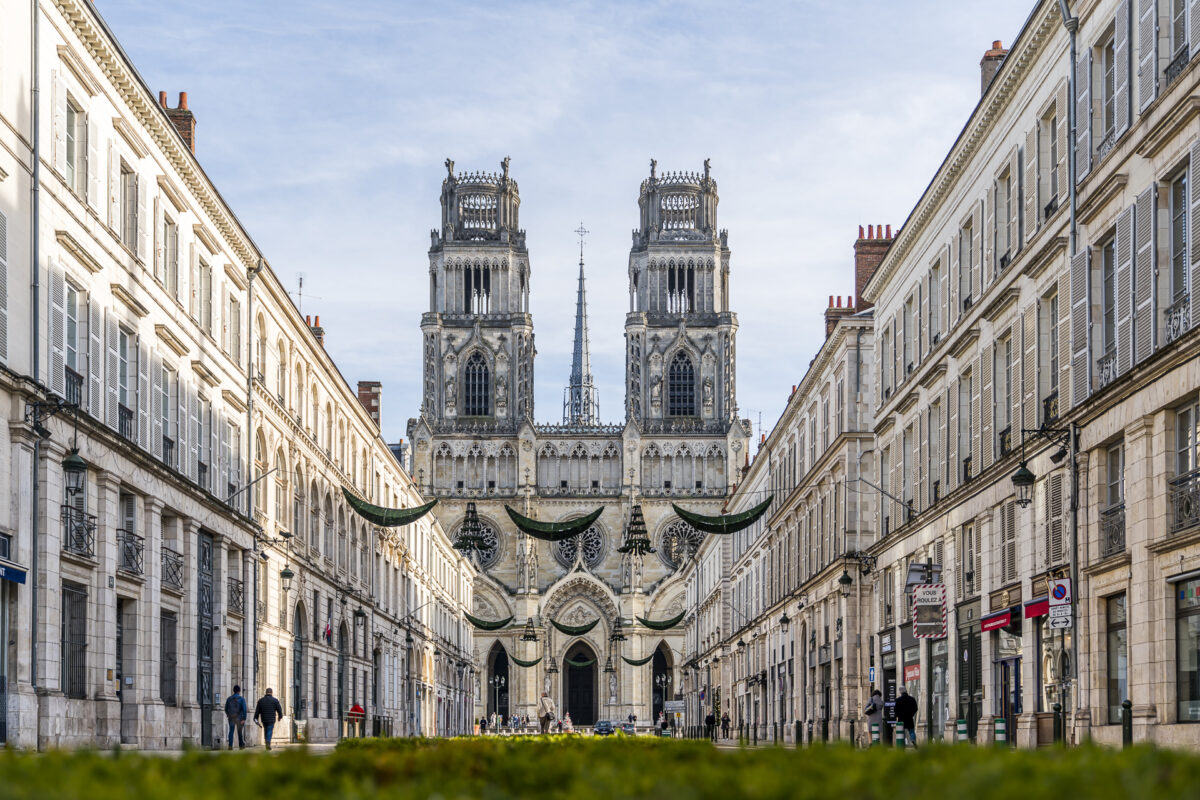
[651,641,673,723]
[487,642,510,719]
[564,641,598,726]
[293,602,308,719]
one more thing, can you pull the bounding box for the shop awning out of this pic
[980,608,1012,632]
[0,558,27,585]
[1024,596,1048,618]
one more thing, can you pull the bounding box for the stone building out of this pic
[0,0,471,748]
[407,159,751,728]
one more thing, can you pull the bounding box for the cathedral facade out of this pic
[407,159,751,727]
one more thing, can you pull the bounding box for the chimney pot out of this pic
[993,40,1002,49]
[828,294,834,307]
[314,315,320,327]
[306,315,311,326]
[159,91,167,107]
[858,225,864,238]
[868,224,874,239]
[178,91,188,110]
[886,224,892,238]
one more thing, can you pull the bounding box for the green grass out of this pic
[3,738,1199,799]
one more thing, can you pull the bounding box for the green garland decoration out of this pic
[464,612,513,631]
[636,611,686,631]
[509,655,543,668]
[621,654,655,667]
[670,495,774,535]
[504,506,604,542]
[551,619,599,636]
[564,656,597,668]
[342,487,438,527]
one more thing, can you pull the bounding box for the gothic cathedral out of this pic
[407,158,750,727]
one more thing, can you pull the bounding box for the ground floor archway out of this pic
[564,641,597,726]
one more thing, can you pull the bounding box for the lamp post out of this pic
[489,674,506,723]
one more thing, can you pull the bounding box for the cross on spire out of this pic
[574,222,589,263]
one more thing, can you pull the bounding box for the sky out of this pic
[97,0,1035,445]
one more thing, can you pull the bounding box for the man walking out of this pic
[720,711,731,739]
[537,691,556,734]
[894,687,918,748]
[224,685,247,749]
[254,687,285,750]
[705,711,716,741]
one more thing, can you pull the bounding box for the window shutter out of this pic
[920,276,928,358]
[1190,139,1200,332]
[137,336,150,449]
[1076,49,1092,182]
[972,203,983,300]
[210,404,220,490]
[0,211,7,363]
[986,183,996,283]
[916,414,926,511]
[50,264,66,396]
[151,352,163,459]
[189,243,198,318]
[87,297,101,415]
[971,357,982,473]
[1010,150,1022,253]
[947,385,958,491]
[1056,83,1070,200]
[52,71,67,177]
[955,527,965,599]
[950,234,960,321]
[1023,305,1037,431]
[122,494,136,535]
[87,115,102,212]
[220,414,231,499]
[892,313,900,390]
[981,344,994,468]
[940,244,950,337]
[1192,0,1200,62]
[107,139,119,230]
[1114,0,1132,137]
[1046,473,1065,565]
[178,381,191,477]
[153,197,163,280]
[1069,248,1091,408]
[136,175,148,263]
[1115,204,1135,375]
[105,311,119,429]
[1002,502,1016,584]
[222,284,229,354]
[1137,0,1157,113]
[1026,126,1040,237]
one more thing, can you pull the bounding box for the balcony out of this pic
[162,545,184,591]
[118,404,135,442]
[198,461,208,489]
[1044,197,1059,221]
[1169,470,1200,535]
[1043,391,1060,426]
[117,529,145,575]
[962,455,973,483]
[1097,350,1118,389]
[1100,503,1125,558]
[931,479,941,505]
[61,505,96,558]
[998,251,1011,271]
[1165,45,1190,90]
[227,576,245,615]
[998,427,1013,458]
[1164,295,1190,346]
[65,366,84,408]
[1096,128,1117,162]
[162,436,175,469]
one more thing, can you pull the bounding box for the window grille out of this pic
[62,583,88,699]
[667,352,695,416]
[161,611,178,705]
[463,353,490,416]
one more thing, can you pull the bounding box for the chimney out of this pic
[357,381,382,428]
[162,91,196,153]
[853,223,895,312]
[310,314,325,347]
[980,40,1008,95]
[824,295,855,340]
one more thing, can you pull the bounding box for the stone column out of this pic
[179,518,201,742]
[1124,414,1160,741]
[8,428,39,749]
[143,498,166,746]
[93,469,122,746]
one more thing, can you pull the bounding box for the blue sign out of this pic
[0,562,27,585]
[869,667,875,683]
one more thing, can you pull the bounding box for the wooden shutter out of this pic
[1070,248,1091,408]
[87,115,102,212]
[1192,0,1200,64]
[153,197,163,280]
[105,311,119,429]
[981,344,994,468]
[950,233,960,321]
[1115,0,1132,138]
[1001,502,1016,584]
[916,415,926,512]
[1046,473,1065,565]
[136,174,148,262]
[210,403,220,490]
[948,384,959,491]
[107,140,120,230]
[87,297,101,415]
[940,243,950,338]
[920,276,929,359]
[151,352,163,459]
[1026,126,1039,238]
[178,380,191,477]
[1129,187,1155,364]
[972,203,983,302]
[1056,83,1070,203]
[49,264,66,395]
[1023,305,1037,431]
[220,413,231,498]
[971,358,982,476]
[986,183,997,284]
[189,243,198,318]
[0,211,7,363]
[122,494,136,535]
[1076,49,1092,182]
[137,336,150,449]
[1115,204,1135,376]
[1137,0,1157,113]
[1058,272,1072,406]
[1009,325,1022,438]
[1010,150,1022,254]
[52,71,66,177]
[1190,139,1200,332]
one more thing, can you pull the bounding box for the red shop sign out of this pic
[903,664,921,683]
[981,609,1012,632]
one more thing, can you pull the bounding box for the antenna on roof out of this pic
[289,273,322,313]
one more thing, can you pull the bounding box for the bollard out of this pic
[849,719,855,747]
[957,718,969,743]
[795,720,802,745]
[753,724,758,745]
[895,722,905,749]
[871,722,881,746]
[994,716,1007,746]
[773,722,779,743]
[1052,703,1063,744]
[1122,700,1132,748]
[807,719,814,744]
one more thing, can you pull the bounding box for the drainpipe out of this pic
[30,0,42,697]
[1059,0,1079,256]
[246,257,264,703]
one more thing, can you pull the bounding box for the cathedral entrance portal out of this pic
[564,641,598,726]
[487,643,510,720]
[651,643,672,722]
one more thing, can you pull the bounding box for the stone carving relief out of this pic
[628,333,643,420]
[543,576,619,623]
[423,334,438,414]
[702,377,714,416]
[649,375,662,415]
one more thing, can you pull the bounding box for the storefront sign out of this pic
[880,633,894,654]
[0,560,26,584]
[904,664,921,683]
[912,584,947,638]
[1023,597,1048,618]
[981,609,1012,632]
[663,700,685,713]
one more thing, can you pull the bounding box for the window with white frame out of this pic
[1169,170,1188,302]
[117,328,130,409]
[199,259,213,332]
[65,283,80,375]
[1177,400,1199,477]
[959,220,974,308]
[1107,443,1124,508]
[162,215,179,298]
[159,365,173,442]
[958,370,972,474]
[1098,31,1116,142]
[228,296,242,366]
[996,334,1013,443]
[996,169,1013,269]
[1101,238,1117,356]
[1038,106,1060,219]
[65,98,86,195]
[120,162,137,250]
[929,260,942,343]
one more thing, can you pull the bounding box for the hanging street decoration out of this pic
[609,617,627,642]
[636,611,686,630]
[520,618,540,641]
[504,505,604,542]
[453,502,488,554]
[464,612,513,630]
[342,486,438,527]
[509,655,543,668]
[564,655,597,668]
[551,618,599,636]
[670,495,774,535]
[616,504,655,555]
[621,653,655,667]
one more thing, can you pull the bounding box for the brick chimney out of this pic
[853,223,895,312]
[357,381,382,427]
[306,314,325,347]
[824,295,856,339]
[980,40,1008,95]
[160,91,196,153]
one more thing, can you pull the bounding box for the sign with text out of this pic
[904,664,921,683]
[663,700,685,713]
[912,584,947,638]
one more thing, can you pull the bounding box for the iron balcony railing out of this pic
[931,479,941,505]
[962,455,973,483]
[117,528,145,575]
[162,435,175,469]
[998,427,1013,458]
[1096,128,1117,162]
[1097,350,1118,389]
[257,598,267,621]
[1165,45,1190,89]
[162,545,185,591]
[1044,196,1059,221]
[1169,469,1200,535]
[1043,391,1060,425]
[118,404,135,441]
[65,366,84,408]
[227,577,245,615]
[1100,503,1126,558]
[61,505,96,557]
[1164,295,1190,346]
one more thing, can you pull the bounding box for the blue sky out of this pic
[98,0,1034,444]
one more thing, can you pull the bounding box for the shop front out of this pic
[982,605,1022,746]
[927,639,949,741]
[0,539,28,745]
[956,601,982,741]
[879,631,896,744]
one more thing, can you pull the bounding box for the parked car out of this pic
[618,722,637,736]
[593,720,615,736]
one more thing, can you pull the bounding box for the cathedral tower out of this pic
[563,224,600,426]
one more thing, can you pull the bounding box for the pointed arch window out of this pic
[464,353,491,416]
[667,352,696,417]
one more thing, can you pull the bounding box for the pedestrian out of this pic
[721,711,731,739]
[537,691,556,734]
[627,712,634,725]
[253,687,285,750]
[705,711,716,741]
[895,687,919,748]
[223,685,247,750]
[632,713,637,726]
[480,716,488,735]
[864,689,884,745]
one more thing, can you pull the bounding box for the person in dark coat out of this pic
[720,712,731,739]
[223,685,247,749]
[894,687,918,747]
[254,688,285,750]
[705,712,716,741]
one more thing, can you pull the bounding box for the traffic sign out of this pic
[912,584,947,638]
[1049,604,1071,619]
[869,667,876,683]
[1049,578,1072,607]
[1049,615,1072,630]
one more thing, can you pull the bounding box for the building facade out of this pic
[407,160,751,728]
[0,0,471,749]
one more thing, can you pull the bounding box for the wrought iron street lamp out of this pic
[1011,461,1036,508]
[62,448,87,496]
[780,613,790,635]
[354,606,367,627]
[280,566,294,593]
[838,569,853,598]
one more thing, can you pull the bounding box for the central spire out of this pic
[563,222,600,426]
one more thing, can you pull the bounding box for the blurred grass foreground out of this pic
[4,737,1200,800]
